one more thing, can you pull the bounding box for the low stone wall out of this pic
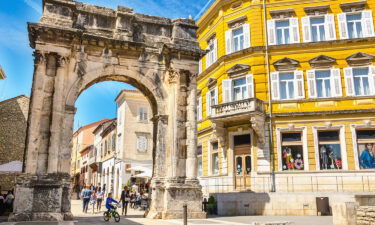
[215,192,365,216]
[357,206,375,225]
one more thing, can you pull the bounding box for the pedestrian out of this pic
[97,187,104,211]
[90,191,97,214]
[103,184,106,194]
[80,186,92,213]
[105,193,118,216]
[4,191,14,211]
[120,186,130,216]
[74,184,81,200]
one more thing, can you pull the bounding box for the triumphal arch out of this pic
[11,0,205,221]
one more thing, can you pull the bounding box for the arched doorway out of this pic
[11,0,205,221]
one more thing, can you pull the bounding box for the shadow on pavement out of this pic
[75,215,144,225]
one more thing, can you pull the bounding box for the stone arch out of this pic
[11,0,205,222]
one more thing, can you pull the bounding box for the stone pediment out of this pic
[206,78,217,88]
[226,64,251,77]
[304,5,330,16]
[346,52,374,66]
[340,1,366,12]
[309,55,336,68]
[270,8,295,19]
[273,57,299,71]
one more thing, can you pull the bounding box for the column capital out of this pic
[33,50,46,65]
[151,114,168,124]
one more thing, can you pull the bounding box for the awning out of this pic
[0,161,23,172]
[127,165,151,172]
[134,170,152,178]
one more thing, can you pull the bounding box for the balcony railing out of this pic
[211,98,264,119]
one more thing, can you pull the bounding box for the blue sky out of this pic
[0,0,213,130]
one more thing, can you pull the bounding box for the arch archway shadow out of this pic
[10,0,205,221]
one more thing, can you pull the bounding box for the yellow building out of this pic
[197,0,375,203]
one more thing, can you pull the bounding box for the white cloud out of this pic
[23,0,43,15]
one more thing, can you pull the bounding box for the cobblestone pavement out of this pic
[0,200,333,225]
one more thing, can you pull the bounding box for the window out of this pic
[348,13,363,38]
[338,11,375,39]
[118,109,122,125]
[281,133,304,171]
[233,78,247,101]
[233,27,244,52]
[268,18,300,45]
[112,134,116,151]
[206,87,217,116]
[271,71,305,100]
[222,74,254,103]
[197,96,202,120]
[302,14,336,42]
[197,145,203,177]
[318,131,342,170]
[344,66,375,96]
[311,17,326,42]
[104,140,108,155]
[279,72,295,100]
[211,142,219,175]
[353,67,370,96]
[138,107,148,121]
[225,24,250,54]
[101,143,103,157]
[356,130,375,169]
[276,20,290,45]
[137,135,147,152]
[206,38,217,68]
[107,138,111,153]
[316,70,331,98]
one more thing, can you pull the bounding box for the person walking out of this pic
[97,187,104,211]
[120,186,130,216]
[90,191,97,214]
[81,186,92,213]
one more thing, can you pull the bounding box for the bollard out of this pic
[183,204,187,225]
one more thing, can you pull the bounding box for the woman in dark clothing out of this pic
[120,186,130,215]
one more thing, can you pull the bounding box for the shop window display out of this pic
[357,130,375,169]
[318,131,342,170]
[281,132,304,171]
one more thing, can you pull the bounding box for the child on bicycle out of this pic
[105,193,118,216]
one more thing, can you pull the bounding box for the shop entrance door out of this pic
[234,134,251,191]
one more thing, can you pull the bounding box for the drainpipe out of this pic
[263,0,276,192]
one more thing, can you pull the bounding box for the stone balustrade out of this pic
[211,98,264,119]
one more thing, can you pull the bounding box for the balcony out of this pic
[211,98,265,121]
[210,98,266,146]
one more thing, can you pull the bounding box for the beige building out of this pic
[0,95,29,191]
[93,119,117,195]
[114,89,153,197]
[71,119,108,187]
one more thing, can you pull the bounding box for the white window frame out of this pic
[210,141,220,175]
[344,66,375,97]
[136,134,148,153]
[233,77,248,101]
[310,16,326,42]
[350,124,375,170]
[137,106,148,122]
[347,12,363,39]
[197,96,202,121]
[222,74,254,103]
[206,86,218,117]
[307,68,342,99]
[268,18,300,45]
[302,14,336,43]
[276,19,291,45]
[276,126,309,171]
[312,125,348,171]
[225,23,251,54]
[271,70,305,100]
[197,144,203,177]
[338,10,375,39]
[206,38,218,68]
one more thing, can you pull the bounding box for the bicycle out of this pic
[103,203,121,222]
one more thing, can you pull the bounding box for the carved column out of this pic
[25,51,46,174]
[48,55,69,173]
[186,73,198,181]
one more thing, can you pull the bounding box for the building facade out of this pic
[71,119,108,187]
[114,89,153,197]
[196,0,375,204]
